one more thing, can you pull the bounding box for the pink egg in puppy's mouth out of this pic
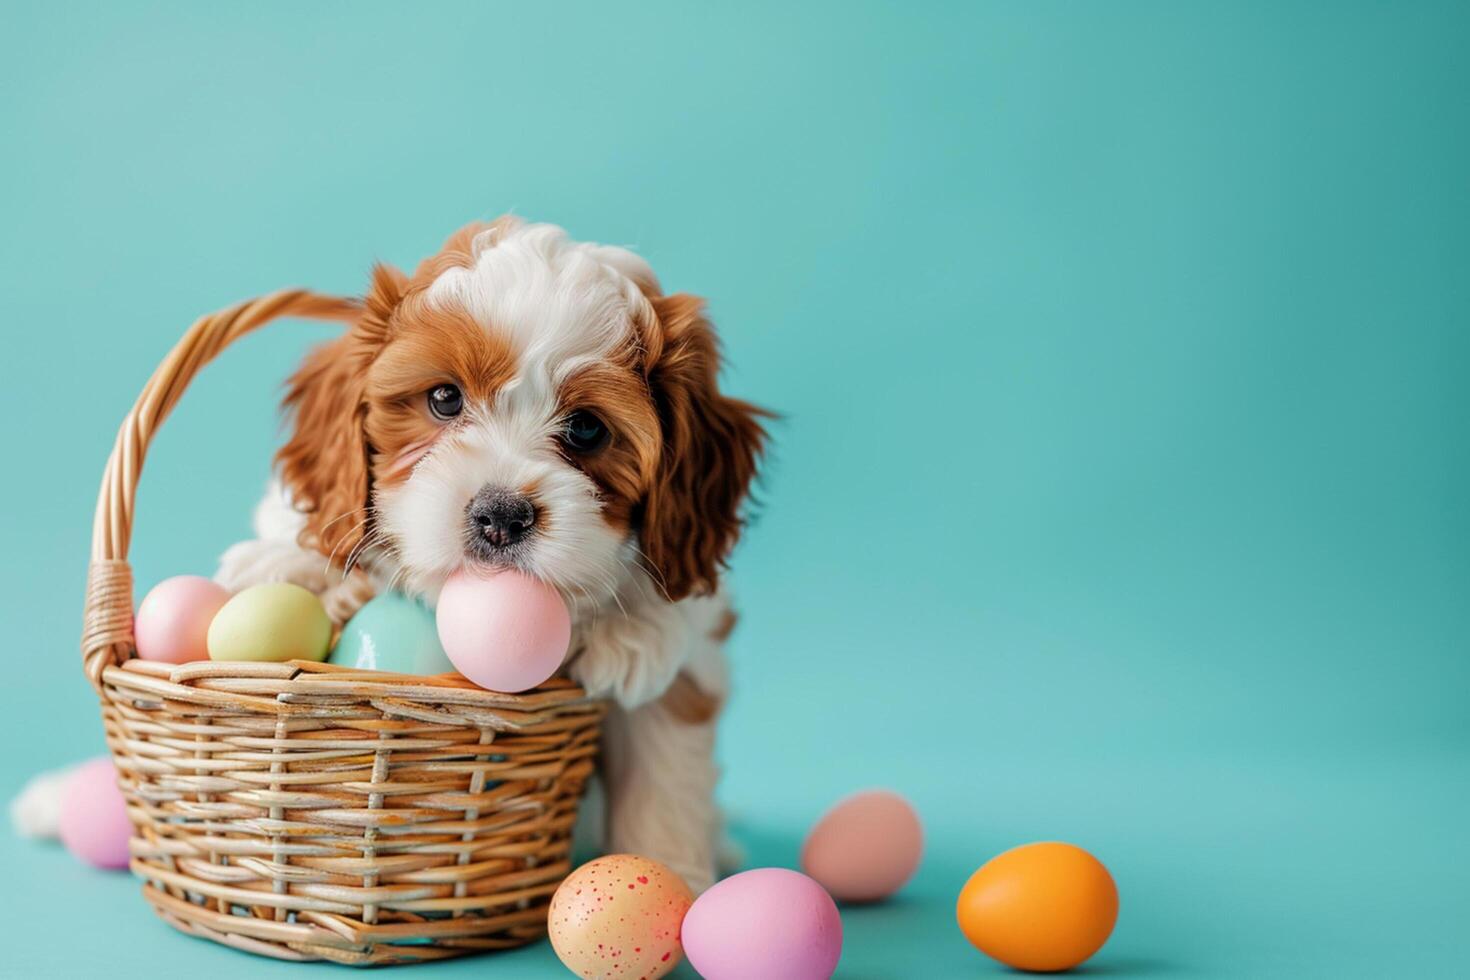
[435,567,571,693]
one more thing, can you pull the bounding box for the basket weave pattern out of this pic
[81,291,604,965]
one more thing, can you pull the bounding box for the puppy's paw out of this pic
[320,570,376,627]
[215,539,331,595]
[570,604,688,708]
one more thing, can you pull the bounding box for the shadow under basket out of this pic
[80,290,605,965]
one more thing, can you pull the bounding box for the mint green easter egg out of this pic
[328,592,455,675]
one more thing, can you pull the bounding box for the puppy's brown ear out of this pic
[276,263,404,562]
[640,294,767,600]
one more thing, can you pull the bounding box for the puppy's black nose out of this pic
[466,486,537,549]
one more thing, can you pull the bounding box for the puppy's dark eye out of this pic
[562,410,608,453]
[427,384,463,421]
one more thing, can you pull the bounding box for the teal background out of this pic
[1,2,1465,977]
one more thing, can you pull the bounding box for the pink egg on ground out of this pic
[435,568,571,693]
[801,789,924,902]
[58,757,132,870]
[681,868,843,980]
[134,575,230,663]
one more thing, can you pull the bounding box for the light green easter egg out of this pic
[207,582,331,663]
[327,591,455,675]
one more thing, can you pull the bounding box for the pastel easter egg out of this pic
[207,582,331,663]
[548,854,693,979]
[801,789,923,902]
[682,868,843,980]
[956,841,1119,972]
[328,592,454,674]
[133,575,231,663]
[435,568,570,693]
[58,757,132,870]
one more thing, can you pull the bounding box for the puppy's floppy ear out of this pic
[276,263,404,561]
[640,294,767,600]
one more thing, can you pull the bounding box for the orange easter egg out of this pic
[956,841,1118,972]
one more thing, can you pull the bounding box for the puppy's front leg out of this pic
[601,672,722,894]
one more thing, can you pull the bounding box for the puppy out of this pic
[214,218,765,892]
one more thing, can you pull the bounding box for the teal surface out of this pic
[1,2,1465,977]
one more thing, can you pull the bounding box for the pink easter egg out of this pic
[134,575,231,663]
[801,789,924,902]
[58,757,133,870]
[681,868,843,980]
[435,568,571,693]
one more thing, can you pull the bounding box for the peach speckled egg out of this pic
[548,854,693,980]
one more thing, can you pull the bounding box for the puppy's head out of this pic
[277,218,765,606]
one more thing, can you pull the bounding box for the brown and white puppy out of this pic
[214,218,765,892]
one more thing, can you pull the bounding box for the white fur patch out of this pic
[426,220,655,399]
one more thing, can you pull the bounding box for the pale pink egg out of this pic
[59,757,132,870]
[548,854,693,979]
[682,868,843,980]
[435,568,570,693]
[134,575,230,663]
[801,789,924,902]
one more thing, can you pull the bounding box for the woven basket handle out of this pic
[81,290,362,690]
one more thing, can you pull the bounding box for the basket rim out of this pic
[101,658,605,723]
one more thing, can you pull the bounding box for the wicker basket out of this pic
[80,290,605,965]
